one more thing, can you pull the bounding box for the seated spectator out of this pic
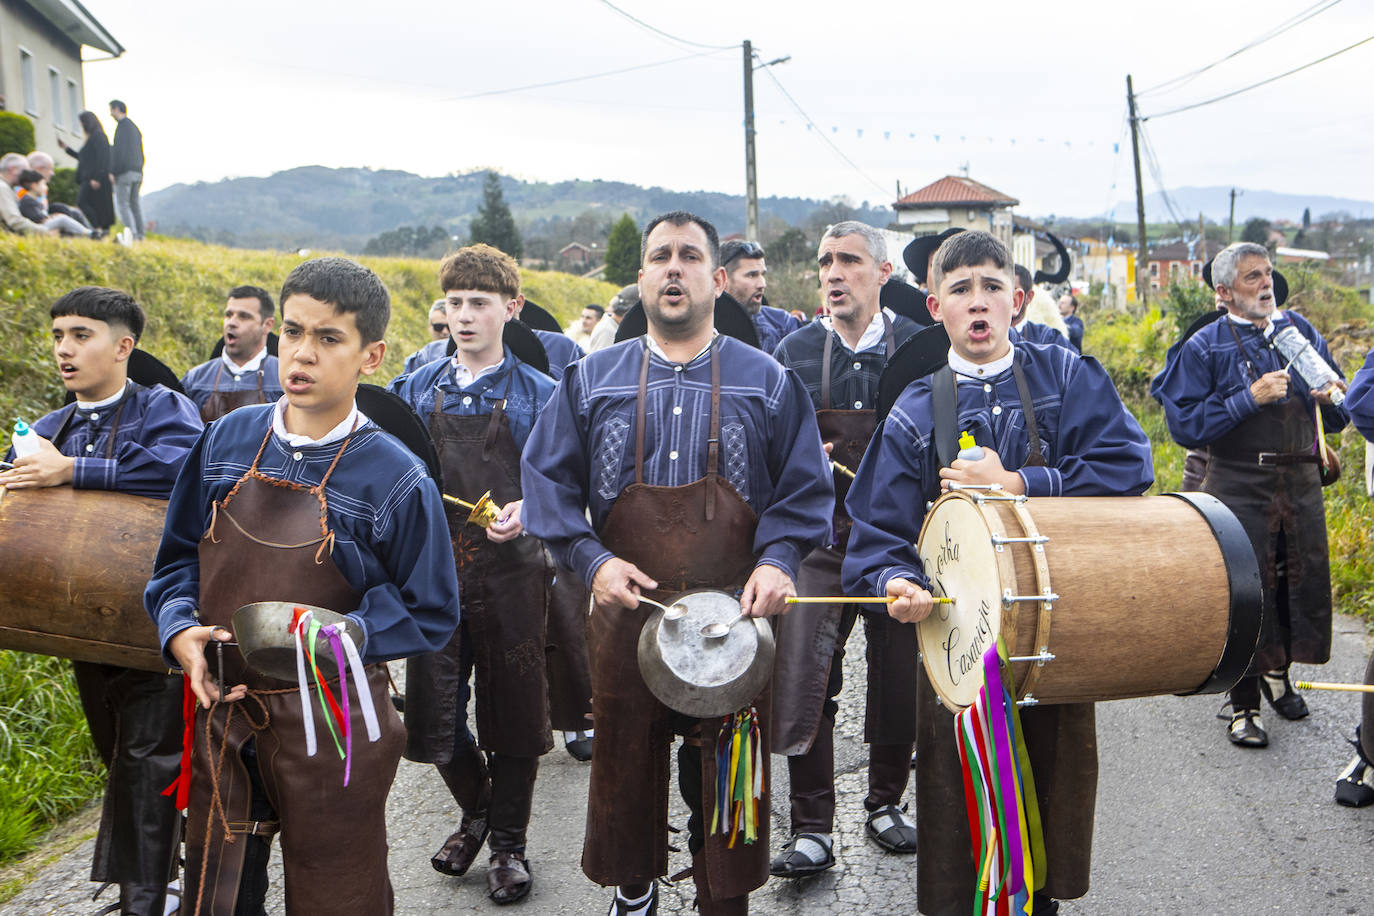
[1,152,51,234]
[17,170,96,238]
[26,151,94,230]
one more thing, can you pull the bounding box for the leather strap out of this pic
[819,312,895,411]
[224,819,281,838]
[931,366,957,469]
[706,340,721,521]
[634,342,650,485]
[1010,358,1045,468]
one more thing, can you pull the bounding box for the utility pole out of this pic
[1228,188,1241,242]
[1126,75,1149,304]
[743,39,758,242]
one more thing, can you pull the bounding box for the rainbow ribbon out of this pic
[711,707,763,847]
[289,606,383,787]
[954,638,1046,915]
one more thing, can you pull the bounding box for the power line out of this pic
[1143,32,1374,120]
[755,59,890,198]
[1138,0,1343,97]
[594,0,738,51]
[444,50,728,101]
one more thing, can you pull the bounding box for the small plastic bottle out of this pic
[11,420,40,459]
[956,430,984,462]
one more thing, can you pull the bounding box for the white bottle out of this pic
[956,430,984,462]
[11,420,40,459]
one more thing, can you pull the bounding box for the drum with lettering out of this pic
[0,486,167,672]
[914,489,1261,711]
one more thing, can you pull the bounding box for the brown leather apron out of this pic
[1202,320,1332,670]
[201,362,268,423]
[403,380,553,761]
[773,317,912,756]
[59,394,185,887]
[184,420,406,916]
[916,358,1097,914]
[583,339,768,900]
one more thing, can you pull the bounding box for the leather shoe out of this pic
[1227,709,1268,748]
[1260,670,1309,720]
[564,730,594,762]
[431,810,490,877]
[487,850,532,904]
[769,832,835,877]
[865,803,918,853]
[1335,754,1374,807]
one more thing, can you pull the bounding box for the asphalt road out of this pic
[4,615,1373,916]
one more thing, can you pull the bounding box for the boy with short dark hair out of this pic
[3,285,202,916]
[389,243,556,905]
[842,230,1154,915]
[145,257,461,915]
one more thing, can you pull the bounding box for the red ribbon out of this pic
[161,674,196,810]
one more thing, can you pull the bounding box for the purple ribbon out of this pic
[323,624,353,786]
[984,647,1024,897]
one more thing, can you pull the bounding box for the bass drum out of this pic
[0,487,167,672]
[914,489,1260,711]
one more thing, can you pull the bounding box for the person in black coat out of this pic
[58,111,115,231]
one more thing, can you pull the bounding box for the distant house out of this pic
[558,242,598,271]
[892,175,1019,250]
[1146,239,1224,291]
[1275,245,1330,264]
[0,0,122,155]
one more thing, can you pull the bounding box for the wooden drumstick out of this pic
[786,596,955,605]
[1293,680,1374,694]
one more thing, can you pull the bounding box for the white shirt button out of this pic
[669,450,679,460]
[85,443,95,452]
[854,400,863,409]
[853,361,862,370]
[90,412,99,421]
[992,405,1003,416]
[292,451,303,461]
[983,384,992,393]
[462,396,473,406]
[673,405,682,416]
[674,365,683,373]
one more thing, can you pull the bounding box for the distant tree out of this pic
[47,167,78,206]
[769,227,812,266]
[1302,207,1312,229]
[363,225,451,258]
[603,213,640,286]
[468,171,523,259]
[1293,230,1307,249]
[1241,217,1272,246]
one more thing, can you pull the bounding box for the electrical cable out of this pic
[1138,0,1343,96]
[443,49,729,101]
[1143,31,1374,120]
[594,0,738,51]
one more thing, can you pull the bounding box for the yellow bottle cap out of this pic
[958,430,976,450]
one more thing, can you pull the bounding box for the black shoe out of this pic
[1335,754,1374,807]
[769,832,835,877]
[608,884,658,916]
[1031,892,1060,915]
[1260,670,1309,720]
[488,850,532,904]
[1228,709,1268,748]
[564,730,594,762]
[865,803,917,853]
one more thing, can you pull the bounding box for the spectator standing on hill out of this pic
[57,111,115,233]
[109,100,145,241]
[720,239,802,354]
[17,170,96,237]
[27,151,95,230]
[587,284,637,352]
[0,153,52,234]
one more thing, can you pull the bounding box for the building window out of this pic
[1149,262,1159,277]
[19,48,38,116]
[1192,261,1202,277]
[1169,262,1181,278]
[67,81,80,131]
[49,68,63,130]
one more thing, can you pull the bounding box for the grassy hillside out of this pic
[0,233,615,871]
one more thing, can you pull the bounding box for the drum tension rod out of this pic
[1002,589,1058,607]
[975,494,1028,504]
[1016,695,1040,707]
[1007,652,1056,665]
[991,535,1049,545]
[949,483,1004,491]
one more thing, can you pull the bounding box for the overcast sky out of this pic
[78,0,1374,218]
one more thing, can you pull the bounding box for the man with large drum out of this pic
[769,221,922,875]
[1154,241,1347,748]
[842,230,1153,915]
[522,211,832,916]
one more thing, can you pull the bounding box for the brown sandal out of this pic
[431,812,490,877]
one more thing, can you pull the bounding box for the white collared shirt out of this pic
[271,396,361,448]
[451,353,504,388]
[647,331,718,364]
[221,345,268,377]
[76,381,130,411]
[821,307,895,353]
[948,345,1016,381]
[1226,309,1279,339]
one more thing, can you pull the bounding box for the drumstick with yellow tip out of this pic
[786,596,955,605]
[1293,680,1374,694]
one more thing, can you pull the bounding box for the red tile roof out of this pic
[895,175,1019,209]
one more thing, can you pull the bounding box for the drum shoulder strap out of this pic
[930,367,957,469]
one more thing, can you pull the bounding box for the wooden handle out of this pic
[786,596,954,605]
[1294,680,1374,694]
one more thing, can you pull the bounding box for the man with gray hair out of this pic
[0,153,52,234]
[1154,241,1348,748]
[768,220,923,875]
[27,151,94,229]
[720,239,802,354]
[587,283,638,352]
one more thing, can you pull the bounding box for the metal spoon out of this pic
[640,596,688,619]
[701,613,748,639]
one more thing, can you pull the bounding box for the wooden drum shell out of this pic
[915,491,1260,710]
[0,487,167,672]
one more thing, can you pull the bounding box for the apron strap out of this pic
[484,399,508,463]
[931,367,958,469]
[705,339,722,522]
[254,367,265,401]
[634,342,651,486]
[1010,357,1046,468]
[211,362,224,395]
[1223,318,1263,383]
[820,329,834,410]
[102,393,130,461]
[882,310,895,358]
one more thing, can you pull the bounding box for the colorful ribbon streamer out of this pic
[711,707,763,847]
[288,606,384,787]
